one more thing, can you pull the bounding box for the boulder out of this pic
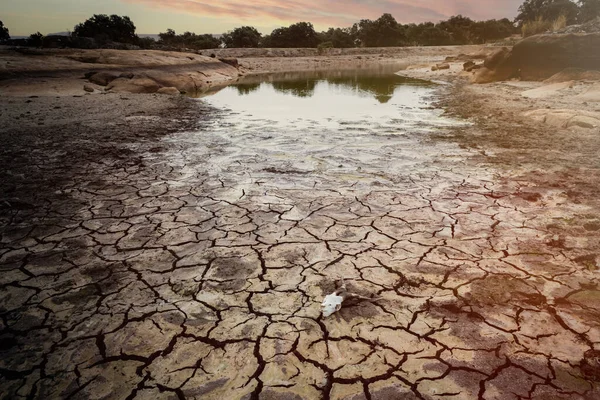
[521,81,574,99]
[474,33,600,83]
[143,71,208,95]
[544,68,600,83]
[483,47,511,69]
[463,61,475,71]
[157,87,181,96]
[105,76,162,94]
[219,58,239,68]
[436,63,450,70]
[524,108,600,129]
[576,83,600,102]
[83,84,95,93]
[89,71,122,86]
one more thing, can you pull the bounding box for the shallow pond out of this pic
[202,66,457,133]
[165,67,468,192]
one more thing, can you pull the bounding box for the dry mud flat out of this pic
[2,53,600,400]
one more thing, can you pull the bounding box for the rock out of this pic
[105,76,162,94]
[463,61,476,71]
[218,58,239,68]
[89,71,122,86]
[156,87,181,96]
[521,81,574,99]
[524,108,600,129]
[143,71,208,96]
[567,115,599,129]
[576,83,600,102]
[436,63,450,70]
[83,84,95,93]
[475,33,600,83]
[581,350,600,380]
[483,47,511,70]
[544,68,600,83]
[84,71,98,79]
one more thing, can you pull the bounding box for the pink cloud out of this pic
[123,0,522,29]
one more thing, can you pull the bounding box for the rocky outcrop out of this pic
[100,71,214,96]
[524,108,600,129]
[0,48,241,96]
[544,68,600,83]
[105,76,162,94]
[431,63,450,71]
[156,87,181,96]
[218,58,239,68]
[88,71,122,86]
[474,33,600,83]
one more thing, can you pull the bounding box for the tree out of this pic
[516,0,580,25]
[264,22,319,48]
[0,20,9,41]
[73,14,138,44]
[158,29,221,49]
[439,15,476,44]
[223,26,261,48]
[353,14,405,47]
[158,29,177,44]
[472,19,516,43]
[319,28,356,48]
[579,0,600,22]
[28,32,44,47]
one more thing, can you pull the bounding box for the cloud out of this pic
[123,0,522,29]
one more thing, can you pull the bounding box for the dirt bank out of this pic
[0,48,241,96]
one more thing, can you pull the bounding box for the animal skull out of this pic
[321,293,344,317]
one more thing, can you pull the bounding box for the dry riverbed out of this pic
[1,47,600,400]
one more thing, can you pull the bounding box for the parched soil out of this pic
[1,47,600,400]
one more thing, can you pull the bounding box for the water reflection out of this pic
[229,67,432,103]
[202,67,444,132]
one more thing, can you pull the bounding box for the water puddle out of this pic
[163,67,470,191]
[202,66,459,133]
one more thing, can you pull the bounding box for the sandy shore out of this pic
[1,46,600,399]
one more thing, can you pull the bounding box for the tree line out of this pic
[159,15,517,50]
[0,0,598,49]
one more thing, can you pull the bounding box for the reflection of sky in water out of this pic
[201,69,463,134]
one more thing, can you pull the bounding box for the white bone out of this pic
[321,293,344,317]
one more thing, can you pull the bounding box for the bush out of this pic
[0,20,9,41]
[522,17,552,36]
[522,14,568,37]
[137,37,156,49]
[552,14,567,31]
[317,41,334,54]
[28,32,44,47]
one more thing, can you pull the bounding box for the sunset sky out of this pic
[3,0,523,36]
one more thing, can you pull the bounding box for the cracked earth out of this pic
[1,84,600,400]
